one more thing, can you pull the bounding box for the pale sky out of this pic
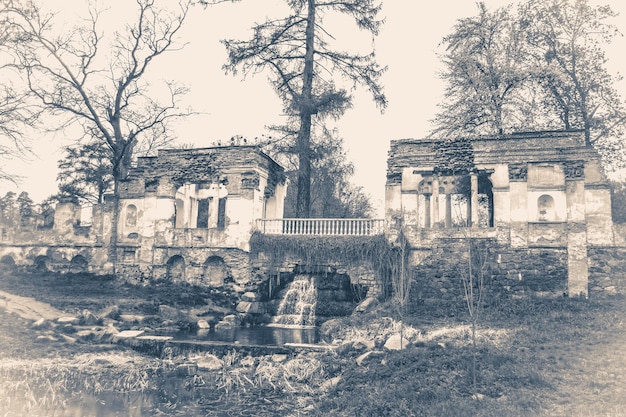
[2,0,626,217]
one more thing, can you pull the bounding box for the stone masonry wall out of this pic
[588,247,626,298]
[409,238,568,306]
[250,252,383,298]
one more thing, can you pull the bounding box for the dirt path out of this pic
[0,289,66,321]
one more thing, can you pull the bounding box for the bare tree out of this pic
[0,86,32,183]
[220,0,387,217]
[1,0,194,267]
[456,233,490,397]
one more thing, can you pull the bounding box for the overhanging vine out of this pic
[249,232,402,298]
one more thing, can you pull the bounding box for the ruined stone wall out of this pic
[408,239,568,305]
[250,252,383,298]
[588,247,626,298]
[0,200,113,274]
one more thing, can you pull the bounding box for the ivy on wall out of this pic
[249,232,402,297]
[433,137,475,175]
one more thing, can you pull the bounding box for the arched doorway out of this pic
[166,255,185,281]
[0,255,16,270]
[202,256,230,286]
[34,255,49,272]
[69,255,88,273]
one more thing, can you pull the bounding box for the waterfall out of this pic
[271,274,317,327]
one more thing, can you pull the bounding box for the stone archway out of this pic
[69,255,88,273]
[0,255,16,270]
[202,256,230,286]
[34,255,49,272]
[166,255,185,281]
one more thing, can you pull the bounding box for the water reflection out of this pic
[7,383,294,417]
[176,325,319,346]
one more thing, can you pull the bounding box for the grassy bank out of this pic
[1,270,625,416]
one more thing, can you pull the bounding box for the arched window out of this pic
[537,194,555,221]
[125,204,137,227]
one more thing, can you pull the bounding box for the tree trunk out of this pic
[108,139,134,273]
[109,179,120,271]
[295,0,316,218]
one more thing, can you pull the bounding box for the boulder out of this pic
[57,316,79,325]
[352,339,375,352]
[271,354,288,363]
[236,301,252,313]
[158,305,181,321]
[61,334,77,344]
[237,301,266,315]
[355,297,378,313]
[319,318,344,339]
[197,319,210,329]
[95,325,120,343]
[241,292,258,302]
[32,318,47,329]
[222,314,240,325]
[247,302,267,315]
[79,309,101,326]
[383,334,411,351]
[320,376,342,392]
[214,320,235,330]
[112,330,144,343]
[119,314,145,324]
[196,354,224,371]
[356,350,383,366]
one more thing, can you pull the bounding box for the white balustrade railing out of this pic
[256,218,385,236]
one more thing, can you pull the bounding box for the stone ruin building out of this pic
[0,145,287,287]
[386,130,625,299]
[1,130,625,302]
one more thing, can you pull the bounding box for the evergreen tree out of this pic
[220,0,387,217]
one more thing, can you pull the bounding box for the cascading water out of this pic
[271,274,318,327]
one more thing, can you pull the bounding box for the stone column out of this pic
[431,177,440,228]
[470,171,479,228]
[445,194,452,228]
[424,194,431,228]
[385,175,403,237]
[564,161,588,298]
[508,164,529,248]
